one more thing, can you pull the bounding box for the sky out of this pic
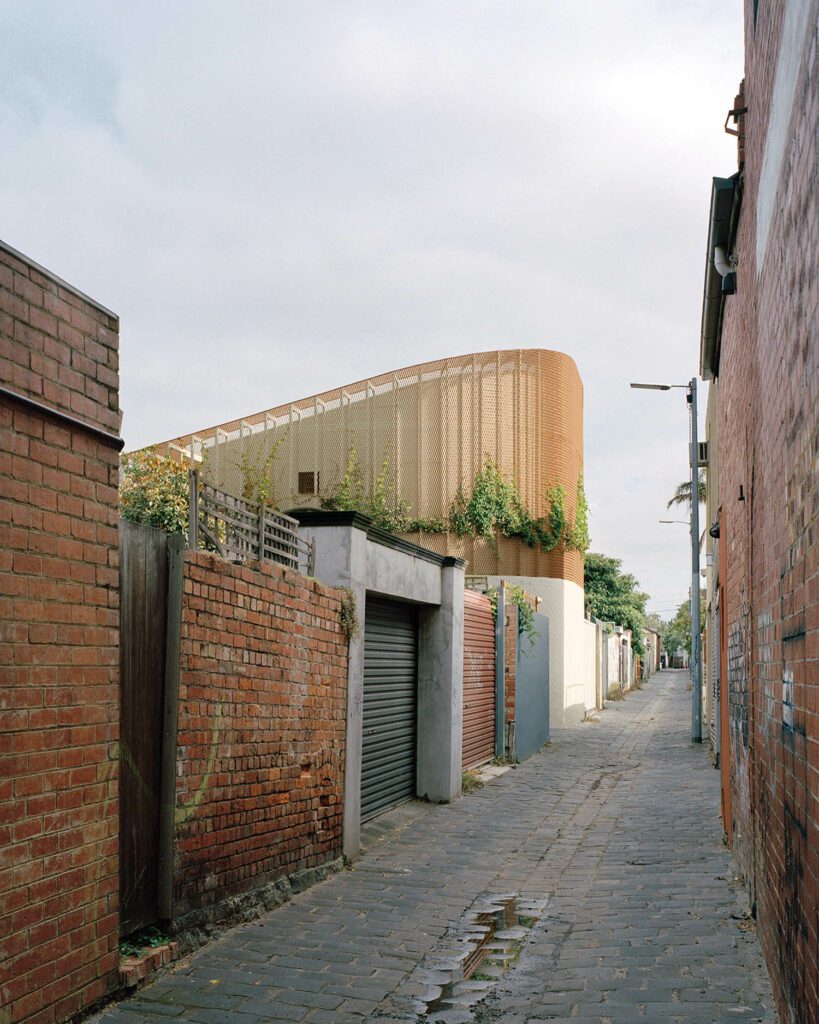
[0,0,743,618]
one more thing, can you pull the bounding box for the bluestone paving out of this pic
[92,671,776,1023]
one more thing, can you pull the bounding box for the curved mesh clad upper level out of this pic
[153,348,584,584]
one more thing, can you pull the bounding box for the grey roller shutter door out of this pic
[361,597,418,822]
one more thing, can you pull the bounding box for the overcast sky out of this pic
[1,1,743,618]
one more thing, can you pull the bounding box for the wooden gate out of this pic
[119,521,183,936]
[462,590,496,770]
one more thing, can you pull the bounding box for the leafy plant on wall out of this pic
[237,433,287,508]
[120,449,190,534]
[448,458,590,555]
[486,584,539,653]
[319,447,425,534]
[316,449,590,553]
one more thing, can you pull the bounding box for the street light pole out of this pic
[688,378,702,742]
[630,378,703,744]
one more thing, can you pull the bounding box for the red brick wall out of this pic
[0,243,120,1023]
[173,552,348,920]
[504,602,516,728]
[716,4,818,1022]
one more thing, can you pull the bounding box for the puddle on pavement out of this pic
[413,894,549,1018]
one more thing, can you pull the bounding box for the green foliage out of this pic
[238,435,286,508]
[320,451,589,552]
[565,475,590,552]
[667,471,706,510]
[407,516,448,534]
[508,585,538,648]
[339,587,359,642]
[120,449,189,534]
[461,769,484,794]
[323,447,367,513]
[583,552,649,656]
[486,584,539,651]
[664,598,705,656]
[119,926,170,959]
[369,458,414,533]
[320,447,416,533]
[447,458,588,554]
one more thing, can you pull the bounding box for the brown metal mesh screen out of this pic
[155,349,584,583]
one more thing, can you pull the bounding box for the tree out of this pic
[584,552,649,655]
[120,449,190,534]
[664,597,706,656]
[667,470,706,510]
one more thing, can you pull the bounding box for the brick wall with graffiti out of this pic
[714,3,818,1021]
[172,552,349,925]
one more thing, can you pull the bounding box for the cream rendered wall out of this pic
[488,575,586,728]
[608,634,620,687]
[583,619,598,713]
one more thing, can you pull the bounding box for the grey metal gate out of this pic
[515,611,550,762]
[361,597,418,821]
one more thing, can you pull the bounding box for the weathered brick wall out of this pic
[717,4,818,1021]
[173,552,348,921]
[504,601,517,728]
[0,242,120,1023]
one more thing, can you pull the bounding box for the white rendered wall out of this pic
[583,619,598,714]
[488,575,586,728]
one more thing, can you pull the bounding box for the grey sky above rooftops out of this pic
[0,0,742,617]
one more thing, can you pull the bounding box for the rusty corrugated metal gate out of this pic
[462,590,496,770]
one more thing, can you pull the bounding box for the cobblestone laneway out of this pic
[94,672,776,1024]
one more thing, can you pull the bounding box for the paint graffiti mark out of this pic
[728,617,749,749]
[175,704,223,827]
[782,669,794,732]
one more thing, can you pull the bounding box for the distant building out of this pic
[154,348,589,725]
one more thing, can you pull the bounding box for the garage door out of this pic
[361,597,418,821]
[462,590,496,770]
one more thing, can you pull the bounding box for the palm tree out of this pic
[667,471,706,510]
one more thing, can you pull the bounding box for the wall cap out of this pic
[289,508,466,569]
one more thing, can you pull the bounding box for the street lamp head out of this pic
[659,519,689,525]
[629,382,672,391]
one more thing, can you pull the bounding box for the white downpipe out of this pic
[714,246,732,277]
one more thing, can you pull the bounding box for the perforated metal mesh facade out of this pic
[154,349,584,584]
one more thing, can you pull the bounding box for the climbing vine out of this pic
[238,434,287,508]
[320,447,446,534]
[565,475,590,552]
[486,584,539,650]
[319,450,589,554]
[339,587,359,642]
[509,586,538,646]
[448,459,588,554]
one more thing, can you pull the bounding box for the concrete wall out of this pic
[582,619,598,713]
[296,513,464,858]
[607,633,619,690]
[488,575,585,728]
